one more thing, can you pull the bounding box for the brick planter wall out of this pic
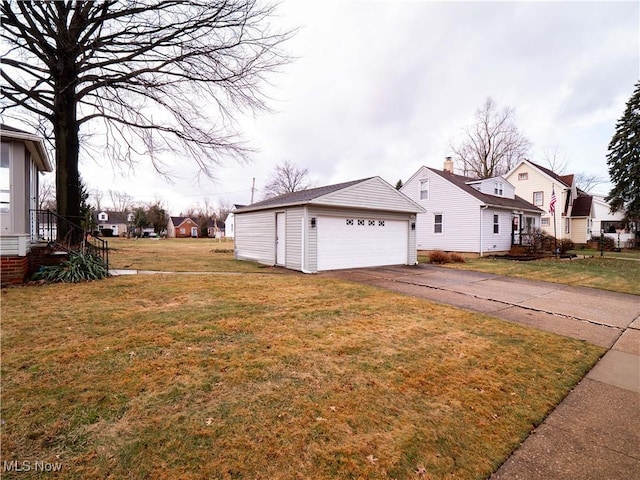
[1,256,29,284]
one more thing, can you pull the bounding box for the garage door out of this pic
[317,216,408,271]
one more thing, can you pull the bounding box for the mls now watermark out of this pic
[3,460,63,473]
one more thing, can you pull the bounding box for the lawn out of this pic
[419,254,640,296]
[1,272,603,479]
[105,237,271,273]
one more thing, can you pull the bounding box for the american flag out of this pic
[549,188,556,215]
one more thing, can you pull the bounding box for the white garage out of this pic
[234,177,424,273]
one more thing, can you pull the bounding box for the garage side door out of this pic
[317,216,408,271]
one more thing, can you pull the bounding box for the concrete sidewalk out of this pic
[321,264,640,479]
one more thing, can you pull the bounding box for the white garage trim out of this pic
[317,215,408,270]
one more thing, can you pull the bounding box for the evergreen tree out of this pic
[395,179,403,190]
[606,81,640,224]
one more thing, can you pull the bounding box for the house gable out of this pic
[313,177,424,213]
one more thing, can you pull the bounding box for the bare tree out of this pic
[217,199,235,220]
[108,190,134,215]
[575,172,607,193]
[91,189,104,212]
[39,176,56,210]
[542,146,569,174]
[1,1,292,241]
[262,161,312,199]
[450,97,531,178]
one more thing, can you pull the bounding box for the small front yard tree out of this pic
[1,1,292,243]
[606,81,640,225]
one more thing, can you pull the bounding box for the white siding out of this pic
[224,213,235,239]
[318,177,421,212]
[234,210,276,265]
[0,234,30,256]
[285,207,304,270]
[481,209,512,254]
[402,167,482,252]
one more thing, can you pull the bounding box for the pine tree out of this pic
[606,81,640,224]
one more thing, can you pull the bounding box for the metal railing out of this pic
[30,209,109,269]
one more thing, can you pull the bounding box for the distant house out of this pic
[0,124,53,283]
[167,216,199,238]
[95,210,133,237]
[204,218,225,238]
[224,204,245,239]
[234,177,424,273]
[505,160,630,244]
[401,159,542,255]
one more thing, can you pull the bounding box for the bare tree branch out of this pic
[450,97,531,178]
[0,0,293,240]
[262,160,312,199]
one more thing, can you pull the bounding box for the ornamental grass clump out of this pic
[32,251,109,283]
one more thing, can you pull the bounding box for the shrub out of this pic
[450,253,466,263]
[559,239,574,253]
[429,250,452,264]
[32,251,109,283]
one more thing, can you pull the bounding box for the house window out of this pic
[420,179,429,200]
[541,217,550,226]
[0,142,10,213]
[533,191,544,206]
[494,182,503,196]
[98,212,108,221]
[434,213,443,234]
[525,217,536,233]
[180,227,186,234]
[518,172,528,181]
[565,218,570,234]
[493,214,499,234]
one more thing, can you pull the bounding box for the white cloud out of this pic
[73,0,639,214]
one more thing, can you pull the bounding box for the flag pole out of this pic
[552,185,558,258]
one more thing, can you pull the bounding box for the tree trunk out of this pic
[54,63,82,245]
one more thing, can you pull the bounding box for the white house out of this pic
[505,160,630,244]
[1,124,53,283]
[233,177,424,273]
[224,204,245,239]
[401,161,542,255]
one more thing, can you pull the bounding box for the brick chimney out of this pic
[444,156,454,173]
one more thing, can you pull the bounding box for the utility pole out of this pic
[250,177,255,204]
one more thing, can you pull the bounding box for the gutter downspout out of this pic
[480,205,489,257]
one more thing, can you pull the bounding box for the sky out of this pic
[75,0,639,215]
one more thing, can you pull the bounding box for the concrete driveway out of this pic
[321,264,640,479]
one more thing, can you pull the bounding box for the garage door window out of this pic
[378,220,385,227]
[346,219,354,225]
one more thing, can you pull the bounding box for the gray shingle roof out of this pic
[428,168,543,212]
[235,178,373,212]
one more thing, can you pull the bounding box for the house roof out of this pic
[236,178,371,212]
[0,124,53,172]
[95,210,130,224]
[234,177,423,214]
[428,168,543,213]
[170,216,198,228]
[571,195,593,217]
[515,160,574,188]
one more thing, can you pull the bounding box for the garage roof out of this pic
[235,177,424,214]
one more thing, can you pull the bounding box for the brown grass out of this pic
[106,237,271,273]
[1,273,603,479]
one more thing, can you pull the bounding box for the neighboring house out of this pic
[505,160,629,244]
[234,177,424,273]
[0,124,53,283]
[95,210,133,237]
[167,216,200,238]
[401,160,542,255]
[204,218,225,238]
[224,204,245,239]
